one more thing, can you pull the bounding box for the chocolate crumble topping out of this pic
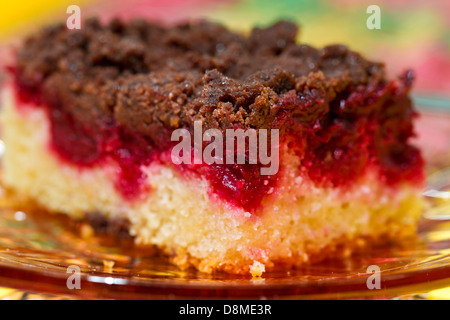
[15,18,386,141]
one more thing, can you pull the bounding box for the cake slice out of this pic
[0,19,424,275]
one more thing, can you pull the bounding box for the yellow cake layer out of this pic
[0,88,424,275]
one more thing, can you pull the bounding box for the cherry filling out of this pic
[195,162,278,212]
[50,107,157,200]
[11,71,424,213]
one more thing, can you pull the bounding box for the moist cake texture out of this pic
[1,18,424,274]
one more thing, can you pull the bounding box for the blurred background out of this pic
[0,0,449,98]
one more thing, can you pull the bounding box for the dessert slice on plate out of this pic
[0,19,424,275]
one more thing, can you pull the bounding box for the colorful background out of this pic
[0,0,448,300]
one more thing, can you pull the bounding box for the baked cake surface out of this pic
[0,18,424,275]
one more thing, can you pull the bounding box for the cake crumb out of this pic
[103,260,115,273]
[249,261,265,278]
[80,223,94,239]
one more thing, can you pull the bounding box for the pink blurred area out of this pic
[415,112,450,167]
[83,0,226,23]
[415,48,450,95]
[378,45,450,97]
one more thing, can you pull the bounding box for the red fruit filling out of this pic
[10,70,424,213]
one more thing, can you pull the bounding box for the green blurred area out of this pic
[208,0,449,56]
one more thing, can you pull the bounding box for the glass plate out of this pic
[0,97,449,300]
